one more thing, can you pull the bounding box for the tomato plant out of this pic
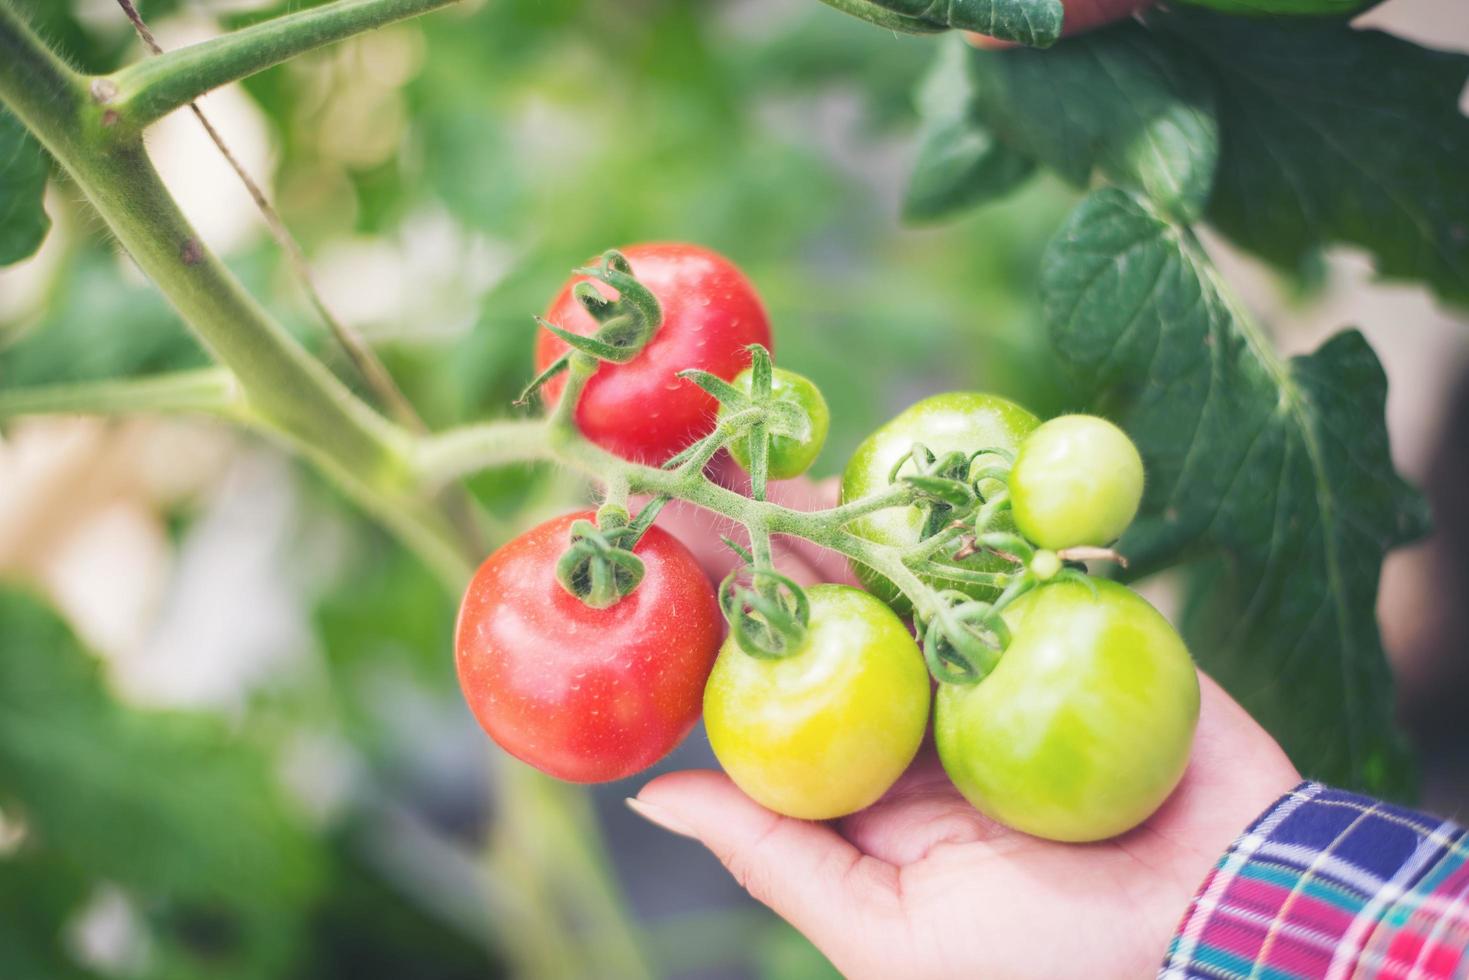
[840,391,1039,611]
[935,579,1200,842]
[703,584,930,820]
[455,511,722,783]
[0,0,1458,972]
[534,243,773,463]
[1008,414,1144,549]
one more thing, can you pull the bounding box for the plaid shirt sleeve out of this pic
[1161,781,1469,980]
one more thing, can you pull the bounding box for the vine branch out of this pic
[0,369,242,421]
[100,0,460,136]
[0,0,470,585]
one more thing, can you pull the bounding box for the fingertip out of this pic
[625,795,698,840]
[963,30,1015,50]
[637,768,735,808]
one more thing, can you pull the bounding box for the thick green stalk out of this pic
[1,11,401,477]
[101,0,460,135]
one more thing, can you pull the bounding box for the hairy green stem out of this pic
[416,419,555,486]
[903,522,967,564]
[415,418,952,617]
[101,0,460,136]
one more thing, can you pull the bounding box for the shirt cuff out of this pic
[1160,781,1469,979]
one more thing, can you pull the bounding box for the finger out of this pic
[633,770,901,951]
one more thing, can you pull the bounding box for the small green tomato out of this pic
[1008,414,1144,550]
[723,367,830,480]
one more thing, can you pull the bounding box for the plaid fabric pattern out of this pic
[1161,782,1469,979]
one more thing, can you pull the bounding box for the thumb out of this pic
[632,770,901,958]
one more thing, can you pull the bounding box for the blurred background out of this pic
[0,0,1465,976]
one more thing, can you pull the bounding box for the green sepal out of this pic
[921,590,1011,685]
[718,567,811,660]
[538,317,642,364]
[554,518,646,610]
[515,350,571,406]
[572,250,661,336]
[677,368,750,407]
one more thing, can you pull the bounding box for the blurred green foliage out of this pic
[0,0,1081,975]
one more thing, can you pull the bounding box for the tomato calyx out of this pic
[920,589,1013,684]
[888,442,1016,547]
[915,525,1132,683]
[519,250,664,406]
[679,345,816,499]
[718,566,811,660]
[550,494,667,610]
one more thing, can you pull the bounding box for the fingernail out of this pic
[626,797,696,839]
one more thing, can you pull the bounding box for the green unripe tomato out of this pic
[704,585,930,820]
[840,392,1040,612]
[723,367,830,480]
[936,579,1199,842]
[1008,414,1144,550]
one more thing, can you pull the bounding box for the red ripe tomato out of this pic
[455,512,723,782]
[535,243,773,463]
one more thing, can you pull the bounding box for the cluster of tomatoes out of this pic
[455,244,1200,844]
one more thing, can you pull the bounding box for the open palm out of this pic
[634,674,1299,978]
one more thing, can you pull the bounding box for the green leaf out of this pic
[903,38,1036,222]
[1154,9,1469,305]
[0,108,50,267]
[916,26,1218,222]
[1041,189,1428,796]
[869,0,1063,47]
[0,587,324,977]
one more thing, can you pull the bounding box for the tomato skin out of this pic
[935,579,1199,842]
[703,585,930,820]
[724,367,830,480]
[535,244,773,463]
[455,512,722,783]
[1009,414,1144,550]
[840,392,1040,611]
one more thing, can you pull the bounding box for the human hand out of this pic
[637,469,1300,978]
[633,674,1298,978]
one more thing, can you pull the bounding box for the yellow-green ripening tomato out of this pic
[704,585,930,820]
[1008,414,1144,550]
[840,392,1040,613]
[723,367,831,480]
[936,579,1199,842]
